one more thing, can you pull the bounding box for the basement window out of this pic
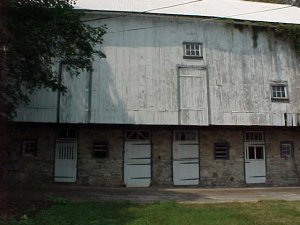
[93,141,109,159]
[22,140,37,157]
[183,42,203,59]
[280,142,293,158]
[271,82,288,101]
[214,142,229,160]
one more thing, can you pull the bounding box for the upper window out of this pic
[22,140,37,157]
[280,142,293,158]
[183,42,203,59]
[271,82,288,101]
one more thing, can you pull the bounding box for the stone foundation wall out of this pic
[6,124,55,185]
[199,129,245,187]
[6,123,300,187]
[77,127,123,186]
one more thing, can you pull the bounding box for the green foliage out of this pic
[243,0,300,7]
[1,0,106,118]
[228,19,300,56]
[7,201,300,225]
[45,195,70,205]
[275,24,300,54]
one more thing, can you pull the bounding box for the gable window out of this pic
[271,82,288,101]
[183,42,203,59]
[93,141,109,159]
[280,142,293,158]
[214,142,229,160]
[22,140,37,157]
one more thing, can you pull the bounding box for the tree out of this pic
[0,0,106,119]
[244,0,299,7]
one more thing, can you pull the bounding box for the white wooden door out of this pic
[173,131,199,185]
[244,144,266,184]
[54,140,77,182]
[124,141,151,187]
[179,67,208,125]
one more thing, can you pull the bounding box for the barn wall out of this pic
[15,14,300,126]
[6,123,300,187]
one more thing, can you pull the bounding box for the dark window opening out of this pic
[93,141,109,159]
[214,142,229,160]
[22,140,37,157]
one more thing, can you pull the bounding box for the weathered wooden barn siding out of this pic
[15,14,300,126]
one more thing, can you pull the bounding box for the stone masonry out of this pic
[6,123,300,187]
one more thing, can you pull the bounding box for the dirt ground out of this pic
[1,184,300,219]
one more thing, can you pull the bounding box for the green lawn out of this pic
[4,200,300,225]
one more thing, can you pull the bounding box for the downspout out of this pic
[56,62,63,124]
[87,68,92,123]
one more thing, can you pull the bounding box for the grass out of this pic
[5,200,300,225]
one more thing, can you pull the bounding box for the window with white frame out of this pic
[271,82,288,100]
[22,140,37,157]
[183,42,203,59]
[280,142,293,158]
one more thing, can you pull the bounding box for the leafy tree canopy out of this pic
[0,0,106,119]
[244,0,299,7]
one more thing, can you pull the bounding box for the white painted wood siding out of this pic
[15,14,300,126]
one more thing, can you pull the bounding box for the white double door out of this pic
[173,134,199,186]
[124,141,151,187]
[244,143,266,184]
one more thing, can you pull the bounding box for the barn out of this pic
[6,0,300,187]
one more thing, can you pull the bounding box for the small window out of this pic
[271,82,288,100]
[93,141,109,159]
[22,140,37,157]
[214,142,229,160]
[174,131,197,141]
[246,145,265,160]
[183,42,203,59]
[280,142,293,158]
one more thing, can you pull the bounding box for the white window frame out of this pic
[22,140,37,157]
[183,42,203,59]
[270,82,289,101]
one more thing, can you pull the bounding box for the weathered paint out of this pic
[15,14,300,126]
